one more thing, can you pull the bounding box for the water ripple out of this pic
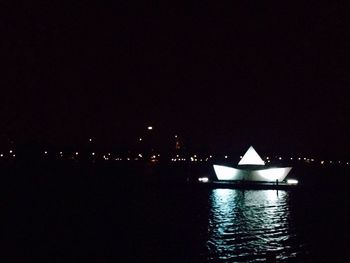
[206,189,305,262]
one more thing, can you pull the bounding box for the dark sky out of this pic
[1,2,349,157]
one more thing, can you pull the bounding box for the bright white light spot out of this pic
[89,138,92,142]
[279,157,282,160]
[209,155,212,158]
[238,146,265,165]
[75,152,79,155]
[147,126,153,130]
[0,154,3,157]
[174,134,178,138]
[13,154,16,157]
[138,153,143,158]
[287,179,298,185]
[190,157,194,162]
[92,152,95,156]
[198,177,209,183]
[290,157,293,160]
[9,150,13,154]
[44,151,48,154]
[60,152,63,155]
[321,160,324,164]
[224,155,228,159]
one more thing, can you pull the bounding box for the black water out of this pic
[5,165,350,262]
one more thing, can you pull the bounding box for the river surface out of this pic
[7,171,350,262]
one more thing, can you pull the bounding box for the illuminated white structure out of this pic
[214,146,292,182]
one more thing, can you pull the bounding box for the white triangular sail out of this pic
[238,146,265,165]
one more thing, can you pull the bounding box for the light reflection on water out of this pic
[207,189,302,262]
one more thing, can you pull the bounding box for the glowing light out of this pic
[138,153,143,158]
[287,179,298,185]
[13,154,16,157]
[279,157,282,160]
[60,152,63,155]
[198,177,209,183]
[174,134,178,138]
[92,152,95,156]
[75,152,79,155]
[238,146,265,165]
[224,155,228,159]
[321,160,324,164]
[89,138,92,142]
[139,138,142,141]
[190,157,194,162]
[147,126,153,130]
[0,154,3,157]
[9,150,13,154]
[44,151,48,154]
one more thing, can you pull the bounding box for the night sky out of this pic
[1,2,349,157]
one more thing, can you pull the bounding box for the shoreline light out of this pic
[287,179,298,185]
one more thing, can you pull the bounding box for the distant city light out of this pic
[139,138,142,141]
[13,154,16,158]
[92,152,95,156]
[321,160,324,164]
[9,150,13,153]
[224,155,228,159]
[89,138,92,142]
[138,153,143,158]
[75,152,79,155]
[147,126,153,130]
[44,151,48,154]
[0,154,3,157]
[174,134,178,138]
[279,157,282,160]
